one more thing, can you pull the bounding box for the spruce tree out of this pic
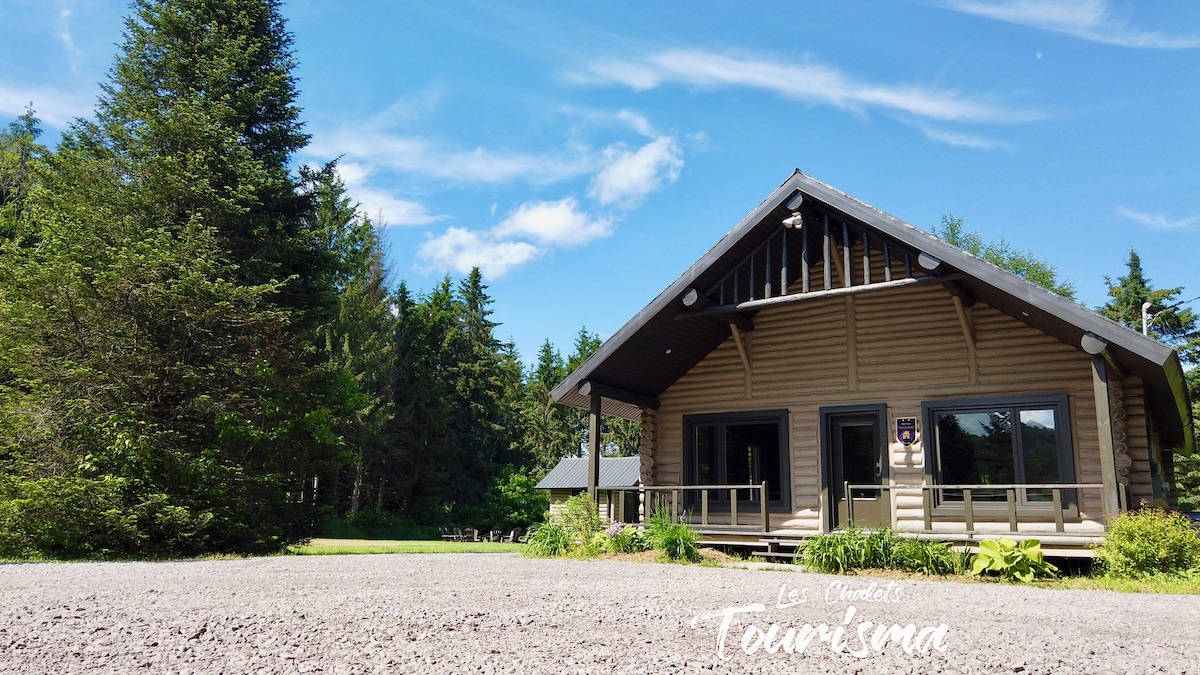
[0,0,342,557]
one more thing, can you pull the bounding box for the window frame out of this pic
[683,409,791,512]
[921,394,1077,513]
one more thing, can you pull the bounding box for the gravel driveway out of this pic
[1,553,1197,674]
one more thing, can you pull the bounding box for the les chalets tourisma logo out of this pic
[690,580,951,661]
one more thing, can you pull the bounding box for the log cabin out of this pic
[551,170,1194,556]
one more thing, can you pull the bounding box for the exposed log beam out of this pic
[682,288,754,332]
[917,252,943,273]
[578,381,661,410]
[952,295,978,384]
[675,274,964,319]
[587,392,601,502]
[943,279,976,308]
[1081,332,1127,381]
[1091,356,1122,519]
[730,326,753,398]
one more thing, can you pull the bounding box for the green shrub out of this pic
[605,522,650,554]
[798,528,964,575]
[646,507,700,563]
[524,521,571,558]
[969,538,1058,582]
[893,538,963,575]
[1093,509,1200,579]
[799,528,868,573]
[561,493,602,547]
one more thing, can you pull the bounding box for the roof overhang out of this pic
[551,170,1194,453]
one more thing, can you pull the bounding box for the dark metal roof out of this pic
[535,456,642,490]
[550,170,1193,453]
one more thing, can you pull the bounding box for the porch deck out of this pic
[598,481,1114,558]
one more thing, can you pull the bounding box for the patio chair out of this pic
[503,528,522,543]
[452,527,464,542]
[466,527,482,542]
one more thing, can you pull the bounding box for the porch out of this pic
[597,481,1114,557]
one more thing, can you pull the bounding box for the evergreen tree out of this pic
[934,215,1076,299]
[1098,248,1199,362]
[521,340,571,472]
[311,167,395,516]
[0,0,343,557]
[1098,249,1200,510]
[564,326,641,458]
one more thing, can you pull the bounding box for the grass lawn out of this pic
[293,538,525,556]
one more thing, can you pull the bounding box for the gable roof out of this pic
[551,170,1193,452]
[535,456,642,490]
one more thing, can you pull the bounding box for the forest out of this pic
[1,0,1195,559]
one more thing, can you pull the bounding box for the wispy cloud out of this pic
[940,0,1200,49]
[57,8,81,73]
[909,121,1010,149]
[0,83,90,128]
[588,136,684,208]
[1117,207,1200,231]
[577,49,1037,124]
[420,197,613,278]
[337,162,439,227]
[309,129,595,185]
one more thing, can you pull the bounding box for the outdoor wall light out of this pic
[782,191,804,229]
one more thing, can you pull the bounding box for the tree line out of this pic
[0,0,635,559]
[1,1,1194,560]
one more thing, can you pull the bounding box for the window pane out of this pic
[725,422,781,501]
[1019,408,1060,502]
[840,423,878,499]
[936,411,1015,501]
[694,424,717,485]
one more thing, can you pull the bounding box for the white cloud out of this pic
[940,0,1200,49]
[493,197,612,247]
[420,197,615,278]
[57,8,80,73]
[309,129,594,185]
[1117,207,1200,231]
[588,136,684,207]
[337,162,439,226]
[0,83,90,128]
[616,109,656,137]
[418,226,541,278]
[580,49,1036,124]
[910,122,1009,149]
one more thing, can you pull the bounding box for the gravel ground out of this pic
[1,553,1198,674]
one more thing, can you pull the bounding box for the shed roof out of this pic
[535,456,642,490]
[551,170,1193,453]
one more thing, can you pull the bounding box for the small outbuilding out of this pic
[551,170,1194,555]
[536,456,642,522]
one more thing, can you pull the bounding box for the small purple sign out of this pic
[896,418,917,446]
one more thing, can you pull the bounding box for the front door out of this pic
[824,407,890,530]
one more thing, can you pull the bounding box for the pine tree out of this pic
[0,0,343,557]
[1098,248,1199,362]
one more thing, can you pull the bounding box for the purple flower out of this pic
[606,521,626,537]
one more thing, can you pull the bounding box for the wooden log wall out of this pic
[653,244,1128,534]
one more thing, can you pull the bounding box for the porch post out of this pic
[587,392,602,503]
[1091,356,1121,520]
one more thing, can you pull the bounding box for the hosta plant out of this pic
[969,538,1058,582]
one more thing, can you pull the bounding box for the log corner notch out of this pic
[679,287,754,333]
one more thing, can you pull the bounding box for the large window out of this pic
[684,410,790,510]
[923,395,1075,507]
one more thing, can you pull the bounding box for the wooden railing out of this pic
[596,482,770,534]
[843,482,1110,535]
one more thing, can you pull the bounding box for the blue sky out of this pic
[3,1,1199,362]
